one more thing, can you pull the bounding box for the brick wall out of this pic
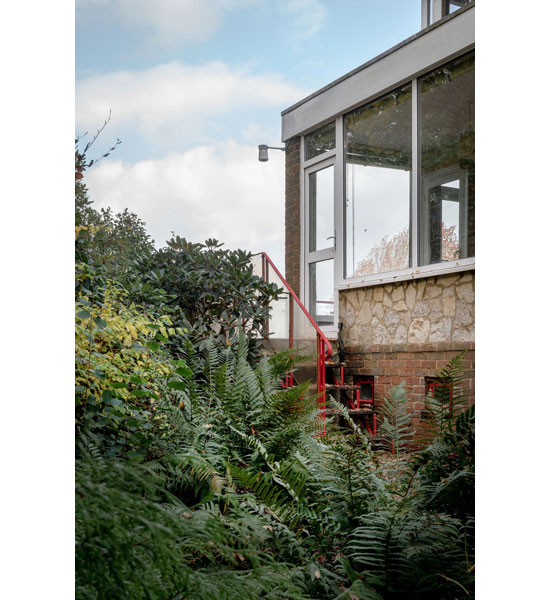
[344,342,475,432]
[285,136,301,294]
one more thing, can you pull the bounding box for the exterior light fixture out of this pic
[258,144,285,162]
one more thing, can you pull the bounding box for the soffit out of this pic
[281,5,474,142]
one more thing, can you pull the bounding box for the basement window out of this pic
[354,376,374,409]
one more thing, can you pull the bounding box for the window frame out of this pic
[300,52,474,294]
[303,153,339,335]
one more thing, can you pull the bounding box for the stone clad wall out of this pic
[340,271,474,347]
[339,271,475,431]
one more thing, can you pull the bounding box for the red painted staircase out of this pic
[251,252,376,435]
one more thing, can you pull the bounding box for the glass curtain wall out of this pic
[419,52,475,265]
[344,85,412,278]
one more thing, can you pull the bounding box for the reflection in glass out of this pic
[309,166,334,252]
[344,85,412,278]
[305,122,336,161]
[419,52,474,265]
[309,260,334,327]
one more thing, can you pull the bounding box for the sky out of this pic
[76,0,421,268]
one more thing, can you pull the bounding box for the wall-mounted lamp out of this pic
[258,144,285,162]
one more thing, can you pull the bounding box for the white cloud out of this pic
[76,0,325,46]
[84,141,287,267]
[76,0,226,44]
[281,0,327,40]
[76,61,308,138]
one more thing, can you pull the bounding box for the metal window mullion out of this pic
[432,0,444,21]
[303,149,336,169]
[334,116,344,289]
[300,136,306,304]
[421,0,431,28]
[411,78,419,269]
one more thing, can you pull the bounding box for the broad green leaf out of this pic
[167,381,187,391]
[94,317,107,330]
[175,367,192,378]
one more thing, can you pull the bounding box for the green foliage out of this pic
[75,144,474,599]
[414,404,475,521]
[75,279,184,457]
[378,383,416,458]
[347,508,471,599]
[424,351,469,437]
[129,236,284,357]
[76,128,154,282]
[76,443,312,600]
[76,320,475,599]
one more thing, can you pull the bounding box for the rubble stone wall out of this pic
[340,271,474,347]
[339,271,475,431]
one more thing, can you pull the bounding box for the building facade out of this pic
[281,1,475,431]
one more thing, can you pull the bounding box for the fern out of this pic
[347,507,469,599]
[424,351,469,438]
[378,383,415,458]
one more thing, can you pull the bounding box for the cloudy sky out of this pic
[76,0,421,268]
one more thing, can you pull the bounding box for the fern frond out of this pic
[378,383,415,458]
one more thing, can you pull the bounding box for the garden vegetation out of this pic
[75,136,474,599]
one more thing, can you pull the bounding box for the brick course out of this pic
[285,137,301,294]
[342,342,474,431]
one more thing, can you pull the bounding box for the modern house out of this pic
[277,0,475,432]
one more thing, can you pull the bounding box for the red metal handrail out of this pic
[256,252,333,359]
[253,252,333,431]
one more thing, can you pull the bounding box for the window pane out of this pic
[305,122,336,161]
[309,260,334,327]
[419,52,474,265]
[447,0,471,15]
[309,165,334,252]
[344,85,412,278]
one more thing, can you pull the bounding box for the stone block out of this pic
[442,295,456,317]
[373,287,384,302]
[424,284,442,299]
[394,300,408,312]
[456,282,474,303]
[429,318,451,342]
[456,300,473,327]
[408,318,430,343]
[405,284,416,309]
[392,286,405,302]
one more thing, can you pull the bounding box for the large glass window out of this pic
[308,165,334,252]
[305,53,474,287]
[419,52,474,265]
[305,122,336,161]
[309,260,334,326]
[344,85,412,278]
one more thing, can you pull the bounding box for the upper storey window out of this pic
[419,52,474,265]
[340,52,474,280]
[305,122,336,161]
[344,85,412,278]
[447,0,472,14]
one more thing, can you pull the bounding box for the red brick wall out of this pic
[344,342,475,432]
[285,137,301,295]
